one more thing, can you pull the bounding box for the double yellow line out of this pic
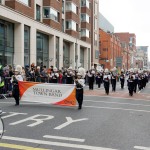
[0,143,51,150]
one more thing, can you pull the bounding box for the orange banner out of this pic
[18,81,76,106]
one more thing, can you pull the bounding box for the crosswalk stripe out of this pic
[43,135,85,142]
[134,146,150,150]
[2,136,118,150]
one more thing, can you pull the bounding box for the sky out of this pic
[99,0,150,61]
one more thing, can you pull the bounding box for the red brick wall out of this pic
[5,0,34,18]
[81,22,91,31]
[65,12,80,24]
[43,19,62,31]
[99,29,122,70]
[65,30,79,38]
[43,0,62,12]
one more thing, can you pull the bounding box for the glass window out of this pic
[0,19,14,66]
[81,29,90,38]
[94,2,98,15]
[62,0,65,14]
[81,14,90,23]
[24,25,30,65]
[81,0,89,9]
[36,4,41,21]
[66,2,77,14]
[43,7,60,22]
[56,36,59,69]
[80,48,84,67]
[62,19,65,32]
[36,32,49,67]
[94,18,97,30]
[66,20,77,31]
[18,0,29,6]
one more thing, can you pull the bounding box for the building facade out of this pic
[90,0,99,67]
[99,29,122,70]
[115,32,136,70]
[99,12,114,33]
[135,46,149,69]
[0,0,98,70]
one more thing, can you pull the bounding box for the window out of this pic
[81,14,90,23]
[43,7,60,22]
[62,19,65,32]
[36,5,41,21]
[94,2,98,15]
[24,25,30,65]
[94,33,97,46]
[81,0,89,9]
[36,32,49,67]
[56,37,59,69]
[18,0,29,6]
[81,29,90,38]
[66,20,77,31]
[66,2,77,14]
[62,0,65,14]
[94,18,97,30]
[0,19,14,66]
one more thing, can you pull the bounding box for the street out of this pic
[0,82,150,150]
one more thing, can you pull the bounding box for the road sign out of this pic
[116,57,122,67]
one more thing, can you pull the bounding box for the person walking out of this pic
[11,65,23,106]
[74,68,85,110]
[103,68,111,95]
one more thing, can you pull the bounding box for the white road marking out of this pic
[85,95,150,102]
[10,114,54,127]
[85,100,150,107]
[2,112,27,119]
[54,117,88,130]
[134,146,150,149]
[2,136,118,150]
[43,135,85,142]
[83,105,150,113]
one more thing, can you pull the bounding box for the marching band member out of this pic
[74,67,85,110]
[51,67,59,83]
[88,69,95,90]
[11,65,23,106]
[103,68,111,95]
[111,67,117,92]
[96,71,102,88]
[66,66,74,84]
[134,68,138,93]
[127,69,135,96]
[120,69,125,89]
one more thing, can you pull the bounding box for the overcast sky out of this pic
[99,0,150,60]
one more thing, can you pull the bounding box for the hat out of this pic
[68,66,72,70]
[91,66,94,69]
[78,67,85,78]
[53,67,57,72]
[77,73,82,76]
[121,69,124,72]
[104,68,109,73]
[15,65,22,73]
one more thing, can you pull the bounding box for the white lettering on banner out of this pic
[2,112,27,119]
[10,115,54,127]
[54,117,88,130]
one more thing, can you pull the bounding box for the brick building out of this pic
[99,29,121,70]
[0,0,99,69]
[114,32,136,70]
